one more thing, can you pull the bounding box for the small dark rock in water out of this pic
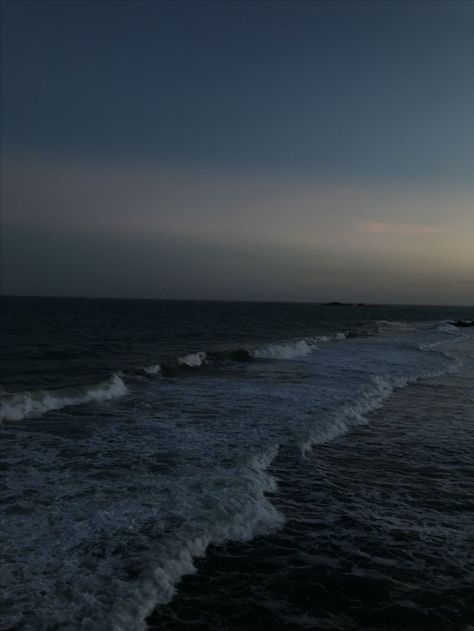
[449,320,474,327]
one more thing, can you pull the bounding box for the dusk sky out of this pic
[1,0,473,304]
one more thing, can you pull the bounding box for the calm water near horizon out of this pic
[0,297,473,630]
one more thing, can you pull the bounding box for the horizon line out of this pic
[1,293,472,309]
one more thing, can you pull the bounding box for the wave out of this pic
[301,375,390,456]
[170,335,347,367]
[2,321,459,421]
[174,333,351,369]
[301,341,462,457]
[376,320,418,334]
[143,364,161,375]
[436,322,461,335]
[1,318,467,628]
[139,334,351,376]
[177,352,207,367]
[123,333,464,628]
[250,339,315,360]
[0,375,127,422]
[142,352,209,375]
[246,332,350,360]
[108,447,283,631]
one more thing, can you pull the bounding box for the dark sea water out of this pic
[0,297,473,631]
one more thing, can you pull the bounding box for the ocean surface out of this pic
[0,297,473,631]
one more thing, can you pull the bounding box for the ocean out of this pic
[0,297,473,631]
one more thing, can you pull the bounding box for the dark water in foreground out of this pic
[152,368,474,631]
[0,298,473,630]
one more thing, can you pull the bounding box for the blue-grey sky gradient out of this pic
[1,0,473,303]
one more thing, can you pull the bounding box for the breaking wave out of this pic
[301,339,462,456]
[177,352,207,367]
[250,339,315,360]
[0,375,127,422]
[108,447,283,630]
[0,440,283,631]
[376,320,418,333]
[143,364,161,375]
[249,332,349,360]
[436,322,462,335]
[140,333,351,376]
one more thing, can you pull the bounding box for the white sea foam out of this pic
[0,375,127,422]
[376,320,417,333]
[301,375,392,456]
[177,352,207,367]
[141,332,348,374]
[143,364,162,375]
[301,340,462,457]
[251,340,315,360]
[250,331,350,361]
[436,323,460,334]
[418,335,465,374]
[107,446,283,630]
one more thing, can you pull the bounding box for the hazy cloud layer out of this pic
[2,2,473,304]
[357,222,448,237]
[2,155,473,304]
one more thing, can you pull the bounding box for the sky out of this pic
[1,0,473,304]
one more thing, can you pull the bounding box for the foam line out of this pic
[0,375,127,422]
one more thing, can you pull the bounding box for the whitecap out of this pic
[0,375,127,422]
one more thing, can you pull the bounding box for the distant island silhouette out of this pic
[322,301,374,307]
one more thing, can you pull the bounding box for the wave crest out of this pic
[0,375,127,422]
[143,364,162,375]
[108,446,283,629]
[177,352,207,367]
[251,340,315,360]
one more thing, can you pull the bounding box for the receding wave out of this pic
[0,375,127,422]
[301,340,462,456]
